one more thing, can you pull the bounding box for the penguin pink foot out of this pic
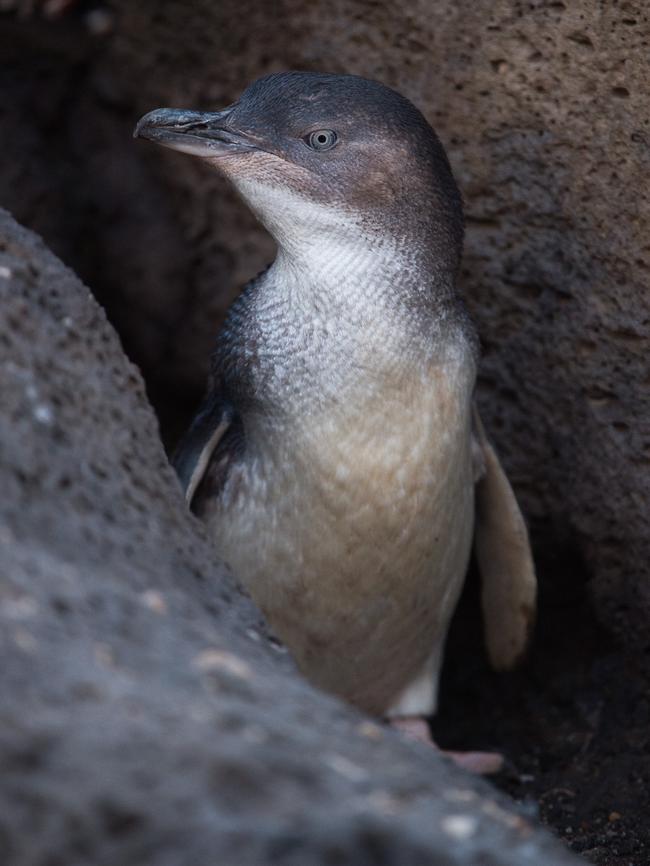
[390,717,505,775]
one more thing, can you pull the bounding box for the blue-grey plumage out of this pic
[135,72,536,765]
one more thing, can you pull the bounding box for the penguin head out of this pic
[135,71,463,275]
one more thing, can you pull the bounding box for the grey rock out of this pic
[0,208,579,865]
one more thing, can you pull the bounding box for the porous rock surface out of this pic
[0,208,579,865]
[0,0,647,646]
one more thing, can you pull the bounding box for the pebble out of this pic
[441,814,478,840]
[192,649,252,680]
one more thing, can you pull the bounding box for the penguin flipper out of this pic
[172,393,234,508]
[472,406,537,671]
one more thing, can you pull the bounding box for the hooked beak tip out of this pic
[132,106,253,159]
[133,108,185,142]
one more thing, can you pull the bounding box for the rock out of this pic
[0,208,579,865]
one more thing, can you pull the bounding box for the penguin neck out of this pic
[226,219,476,424]
[267,225,458,334]
[234,176,460,327]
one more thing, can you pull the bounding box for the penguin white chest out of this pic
[208,354,476,715]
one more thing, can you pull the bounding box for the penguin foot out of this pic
[389,717,504,775]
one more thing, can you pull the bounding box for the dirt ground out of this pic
[435,529,650,866]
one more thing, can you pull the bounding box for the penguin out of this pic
[134,72,536,773]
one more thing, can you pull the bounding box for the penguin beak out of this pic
[133,107,257,158]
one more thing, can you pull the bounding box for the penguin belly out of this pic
[206,367,475,716]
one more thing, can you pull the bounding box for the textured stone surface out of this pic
[0,208,580,865]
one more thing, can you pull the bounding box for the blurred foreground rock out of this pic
[0,209,579,865]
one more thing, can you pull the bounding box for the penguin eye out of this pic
[305,129,338,151]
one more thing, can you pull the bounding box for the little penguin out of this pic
[134,72,536,773]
